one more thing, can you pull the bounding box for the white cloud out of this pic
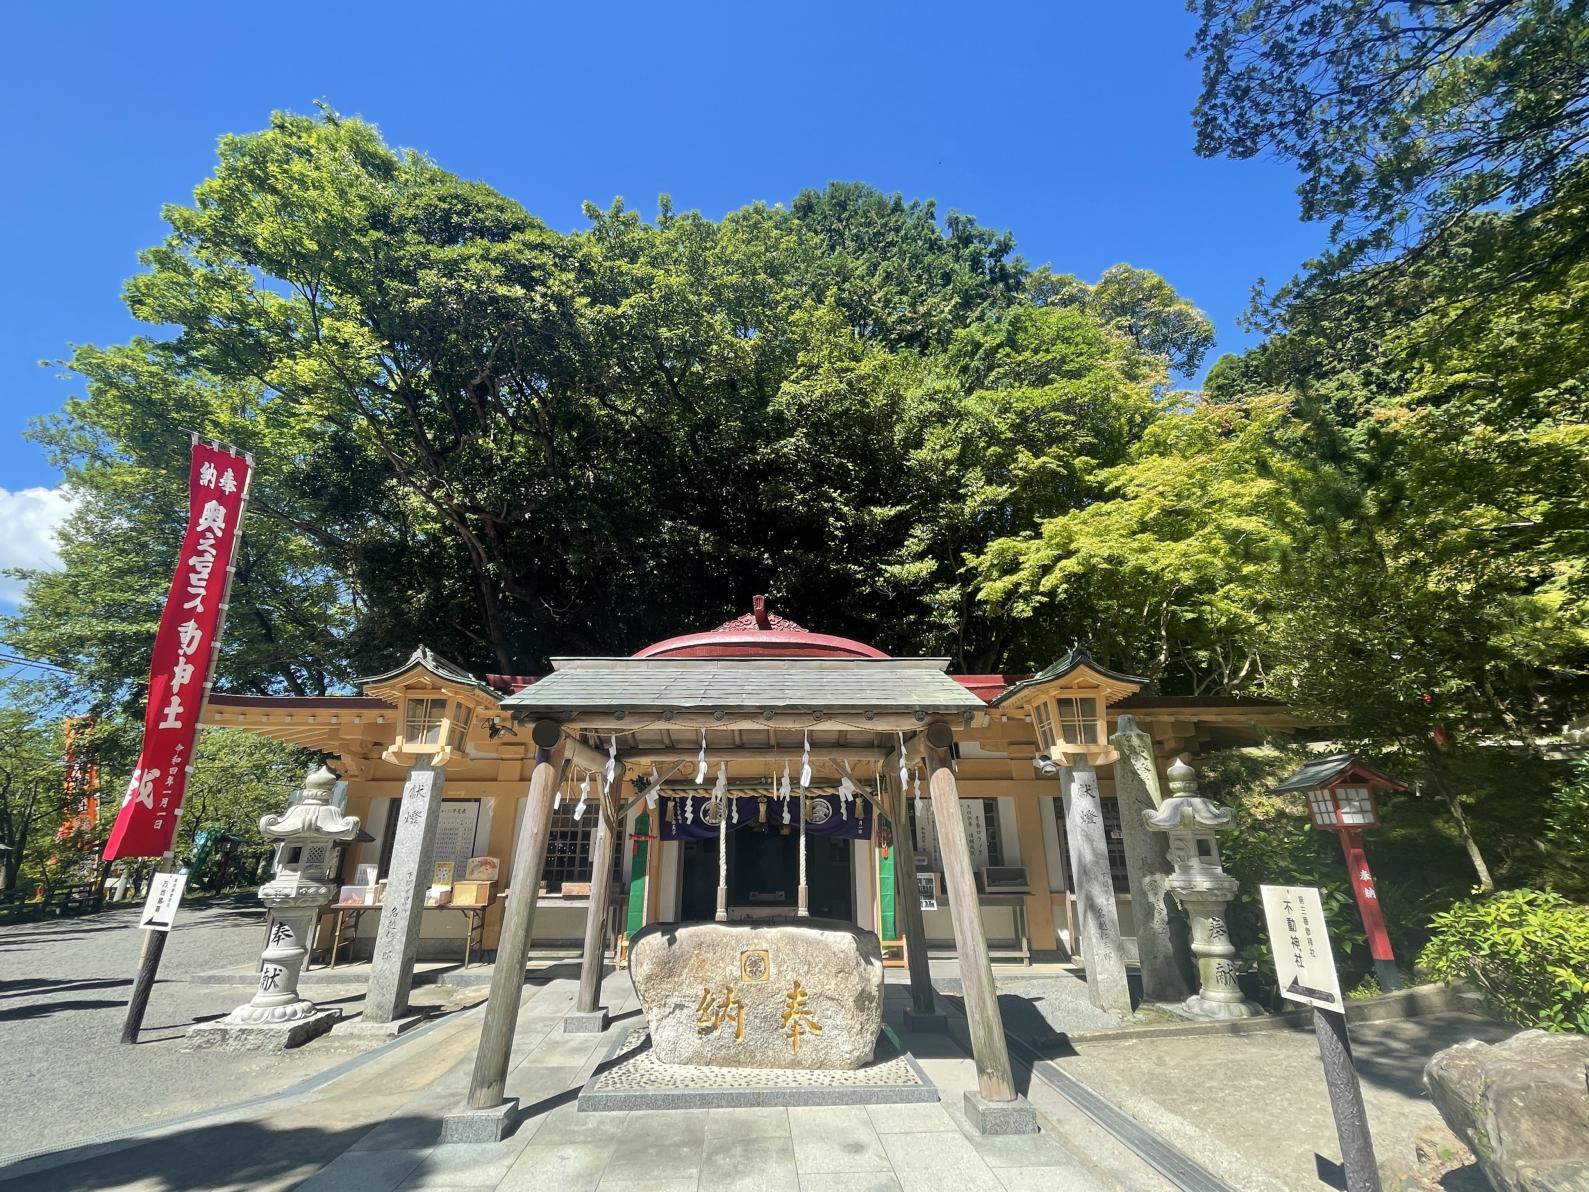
[0,485,79,605]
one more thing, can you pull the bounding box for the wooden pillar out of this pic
[886,769,936,1018]
[1011,796,1059,958]
[466,722,566,1109]
[924,722,1017,1104]
[571,781,620,1024]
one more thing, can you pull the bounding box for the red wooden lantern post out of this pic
[1275,755,1408,993]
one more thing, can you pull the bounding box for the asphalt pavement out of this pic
[0,898,362,1161]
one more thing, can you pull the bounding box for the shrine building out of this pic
[203,601,1300,969]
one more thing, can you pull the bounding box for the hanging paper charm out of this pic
[574,771,590,822]
[913,768,924,818]
[839,776,856,820]
[646,765,660,808]
[605,734,618,793]
[695,730,708,785]
[799,731,812,790]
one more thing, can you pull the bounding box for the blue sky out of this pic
[0,1,1325,588]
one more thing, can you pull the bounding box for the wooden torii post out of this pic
[883,754,940,1028]
[444,719,566,1141]
[922,720,1038,1134]
[566,758,622,1033]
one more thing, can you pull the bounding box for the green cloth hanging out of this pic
[626,811,650,938]
[878,813,897,939]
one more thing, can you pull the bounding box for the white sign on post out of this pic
[1261,884,1343,1010]
[139,870,190,932]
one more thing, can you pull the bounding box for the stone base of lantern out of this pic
[1177,993,1264,1021]
[184,1007,341,1052]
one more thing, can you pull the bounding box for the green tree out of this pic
[178,728,312,874]
[10,107,1207,695]
[1191,0,1589,307]
[1028,264,1215,375]
[0,705,65,892]
[976,394,1303,689]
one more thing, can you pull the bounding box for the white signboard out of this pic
[1261,884,1343,1010]
[139,870,190,932]
[432,800,481,878]
[913,800,991,872]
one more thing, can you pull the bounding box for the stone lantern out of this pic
[186,765,361,1051]
[1144,759,1261,1020]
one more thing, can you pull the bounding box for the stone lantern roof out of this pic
[1145,759,1234,830]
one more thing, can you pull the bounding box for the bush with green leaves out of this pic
[1418,889,1589,1033]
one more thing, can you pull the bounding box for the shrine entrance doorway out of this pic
[679,829,853,922]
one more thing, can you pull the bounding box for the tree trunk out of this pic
[1439,787,1494,892]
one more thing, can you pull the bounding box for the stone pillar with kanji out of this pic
[186,765,361,1050]
[1143,759,1262,1020]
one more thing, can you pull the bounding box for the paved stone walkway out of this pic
[1,952,1169,1191]
[301,976,1123,1192]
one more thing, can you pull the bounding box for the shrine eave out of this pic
[207,694,395,711]
[501,656,986,717]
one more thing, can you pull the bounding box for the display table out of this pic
[313,902,492,970]
[977,893,1031,964]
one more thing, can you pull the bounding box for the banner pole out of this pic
[120,851,175,1044]
[115,439,256,1041]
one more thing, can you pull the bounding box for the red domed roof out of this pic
[634,596,888,660]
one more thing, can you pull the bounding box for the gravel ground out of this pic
[0,898,392,1160]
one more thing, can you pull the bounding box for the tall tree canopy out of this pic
[1191,0,1589,307]
[8,109,1203,708]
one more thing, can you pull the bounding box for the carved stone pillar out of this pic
[1110,714,1192,1003]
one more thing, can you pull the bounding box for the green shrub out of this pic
[1417,889,1589,1032]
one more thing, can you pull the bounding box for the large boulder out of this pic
[628,919,884,1070]
[1424,1030,1589,1191]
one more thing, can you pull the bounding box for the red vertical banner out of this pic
[1338,827,1395,963]
[103,440,253,861]
[56,716,100,843]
